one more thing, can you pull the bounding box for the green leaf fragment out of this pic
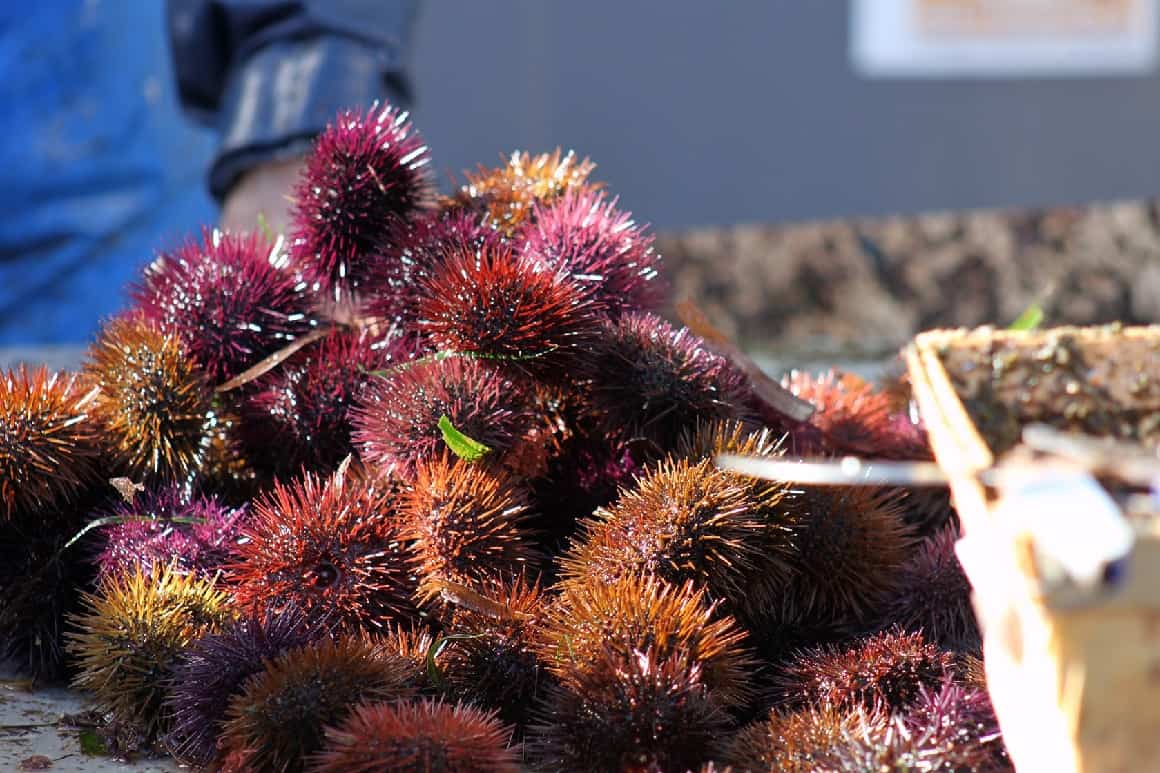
[438,415,492,462]
[1009,302,1044,331]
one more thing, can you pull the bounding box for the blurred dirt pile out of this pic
[660,199,1160,356]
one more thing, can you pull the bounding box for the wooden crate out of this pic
[905,325,1160,773]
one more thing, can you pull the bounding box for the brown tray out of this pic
[906,325,1160,773]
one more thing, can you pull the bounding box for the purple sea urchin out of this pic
[219,635,418,772]
[523,189,663,316]
[228,468,417,631]
[402,456,539,604]
[310,699,520,773]
[166,606,330,766]
[0,367,99,520]
[875,525,981,653]
[440,573,549,729]
[94,485,245,581]
[778,486,915,627]
[133,230,315,385]
[291,105,433,292]
[67,565,232,742]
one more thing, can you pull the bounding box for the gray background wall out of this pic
[408,1,1160,231]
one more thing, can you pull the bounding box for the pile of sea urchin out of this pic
[0,103,1006,771]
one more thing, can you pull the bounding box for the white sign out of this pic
[851,0,1158,77]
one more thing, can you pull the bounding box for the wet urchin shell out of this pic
[291,104,433,292]
[439,573,550,729]
[447,149,598,235]
[0,366,100,520]
[414,243,601,373]
[778,486,915,628]
[875,525,981,653]
[402,456,539,604]
[561,455,795,611]
[133,230,316,385]
[771,629,960,714]
[94,485,246,581]
[310,699,520,773]
[530,646,728,773]
[228,468,418,631]
[165,606,330,767]
[353,356,542,479]
[218,634,419,772]
[85,314,217,484]
[539,574,754,709]
[242,329,414,477]
[67,565,232,742]
[581,313,750,453]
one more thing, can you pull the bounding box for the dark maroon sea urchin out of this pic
[523,188,663,316]
[242,329,415,477]
[133,230,316,385]
[291,104,433,294]
[580,312,751,453]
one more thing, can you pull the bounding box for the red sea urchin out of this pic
[0,366,99,520]
[361,209,508,329]
[218,635,418,772]
[242,329,414,477]
[85,314,217,484]
[95,485,246,581]
[539,574,754,708]
[228,468,417,631]
[414,243,600,373]
[133,230,316,385]
[562,456,795,608]
[291,104,433,293]
[402,456,539,604]
[771,629,960,714]
[523,189,663,316]
[311,699,519,773]
[724,704,888,773]
[353,356,541,479]
[580,313,751,453]
[531,646,728,773]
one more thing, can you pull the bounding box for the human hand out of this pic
[220,155,307,237]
